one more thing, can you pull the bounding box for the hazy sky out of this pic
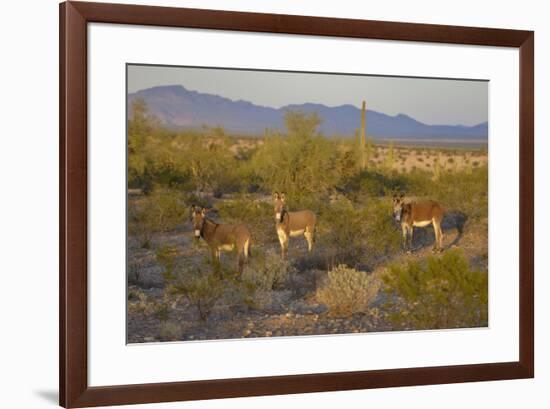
[127,64,488,126]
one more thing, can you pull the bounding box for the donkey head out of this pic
[392,193,405,222]
[190,205,208,239]
[273,192,287,223]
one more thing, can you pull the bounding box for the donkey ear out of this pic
[280,193,286,202]
[273,192,279,200]
[399,193,405,199]
[201,207,208,215]
[191,204,196,212]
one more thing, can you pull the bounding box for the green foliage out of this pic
[238,251,296,309]
[128,100,243,195]
[167,268,223,321]
[319,197,400,267]
[243,250,295,291]
[344,169,408,200]
[316,265,380,317]
[250,111,339,198]
[216,194,274,244]
[403,165,488,219]
[383,249,488,330]
[155,245,182,280]
[128,188,187,248]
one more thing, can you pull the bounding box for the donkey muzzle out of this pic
[275,213,281,221]
[194,229,201,238]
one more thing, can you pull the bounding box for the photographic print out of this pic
[126,64,489,343]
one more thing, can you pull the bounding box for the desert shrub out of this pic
[238,251,296,310]
[319,197,400,267]
[243,251,295,291]
[128,261,144,284]
[159,322,182,341]
[383,249,488,330]
[392,164,488,220]
[250,111,340,197]
[428,165,488,219]
[128,101,244,194]
[128,290,165,317]
[166,268,223,321]
[361,199,401,263]
[128,188,187,248]
[319,198,365,265]
[155,245,182,280]
[316,265,380,317]
[153,303,170,322]
[344,169,408,200]
[216,194,274,244]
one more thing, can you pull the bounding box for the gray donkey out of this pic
[191,206,251,274]
[272,192,317,259]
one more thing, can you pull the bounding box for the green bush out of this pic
[383,249,488,330]
[167,268,223,321]
[250,111,340,197]
[128,188,187,248]
[155,245,182,280]
[316,265,380,317]
[216,194,275,244]
[319,197,400,267]
[243,250,295,291]
[236,251,296,310]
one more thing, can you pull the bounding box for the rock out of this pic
[243,329,252,337]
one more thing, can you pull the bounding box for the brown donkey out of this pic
[273,192,316,259]
[191,206,251,274]
[392,194,444,253]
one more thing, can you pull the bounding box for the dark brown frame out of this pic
[59,1,534,407]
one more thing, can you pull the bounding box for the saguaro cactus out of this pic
[360,100,367,170]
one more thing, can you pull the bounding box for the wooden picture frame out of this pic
[59,1,534,407]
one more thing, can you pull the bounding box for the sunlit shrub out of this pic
[383,249,488,330]
[316,265,380,317]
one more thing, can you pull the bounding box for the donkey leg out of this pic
[408,227,414,253]
[238,252,244,276]
[304,228,314,252]
[277,229,288,259]
[243,239,250,261]
[401,225,409,253]
[435,221,444,251]
[211,249,222,276]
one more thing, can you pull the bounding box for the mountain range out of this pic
[127,85,488,140]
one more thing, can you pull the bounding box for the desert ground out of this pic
[127,130,488,343]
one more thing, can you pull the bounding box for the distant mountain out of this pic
[127,85,488,140]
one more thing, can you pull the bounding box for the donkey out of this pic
[392,194,444,253]
[191,206,251,274]
[272,192,317,259]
